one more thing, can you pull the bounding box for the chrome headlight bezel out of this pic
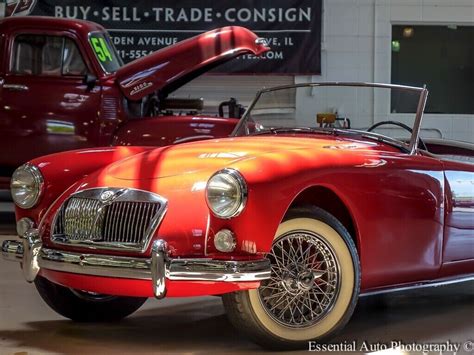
[206,168,247,219]
[10,164,44,209]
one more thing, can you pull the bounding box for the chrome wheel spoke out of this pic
[258,231,341,328]
[262,289,286,301]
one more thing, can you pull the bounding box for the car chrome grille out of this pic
[52,188,167,252]
[62,198,105,241]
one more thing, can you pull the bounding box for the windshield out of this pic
[233,83,426,150]
[89,32,123,73]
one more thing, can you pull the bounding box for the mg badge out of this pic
[100,190,116,203]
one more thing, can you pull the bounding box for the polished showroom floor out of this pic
[0,231,473,354]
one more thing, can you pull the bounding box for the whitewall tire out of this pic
[223,206,360,349]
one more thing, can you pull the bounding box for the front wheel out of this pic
[34,276,147,322]
[223,207,360,349]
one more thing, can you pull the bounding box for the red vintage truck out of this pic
[0,16,269,189]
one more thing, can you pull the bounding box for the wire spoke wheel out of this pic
[258,231,341,328]
[223,208,360,349]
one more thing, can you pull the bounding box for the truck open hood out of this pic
[115,26,270,101]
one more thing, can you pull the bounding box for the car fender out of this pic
[217,147,445,290]
[15,146,155,226]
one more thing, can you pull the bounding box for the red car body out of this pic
[2,82,473,348]
[0,16,269,188]
[6,127,474,295]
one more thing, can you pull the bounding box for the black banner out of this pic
[29,0,322,74]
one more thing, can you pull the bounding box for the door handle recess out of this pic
[3,84,29,91]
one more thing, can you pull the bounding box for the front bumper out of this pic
[2,229,271,299]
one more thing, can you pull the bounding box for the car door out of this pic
[441,159,474,262]
[0,31,102,178]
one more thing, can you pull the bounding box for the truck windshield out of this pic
[89,32,122,73]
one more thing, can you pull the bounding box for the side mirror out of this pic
[83,73,97,90]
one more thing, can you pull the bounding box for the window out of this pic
[391,25,474,114]
[41,36,63,75]
[89,32,122,73]
[62,38,88,75]
[11,34,87,76]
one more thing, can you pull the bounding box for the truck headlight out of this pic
[10,164,44,209]
[206,169,247,218]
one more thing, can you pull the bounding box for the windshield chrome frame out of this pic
[232,82,429,155]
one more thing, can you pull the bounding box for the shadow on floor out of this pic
[0,283,472,354]
[0,212,15,235]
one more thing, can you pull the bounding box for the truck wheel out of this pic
[222,206,360,349]
[34,276,147,322]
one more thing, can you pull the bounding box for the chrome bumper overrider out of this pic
[1,229,271,299]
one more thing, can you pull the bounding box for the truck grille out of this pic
[52,188,167,252]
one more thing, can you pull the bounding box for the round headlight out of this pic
[10,164,44,209]
[206,169,247,218]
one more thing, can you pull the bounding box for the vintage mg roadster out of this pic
[2,83,473,349]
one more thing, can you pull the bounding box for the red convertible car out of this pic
[0,16,269,189]
[2,83,473,349]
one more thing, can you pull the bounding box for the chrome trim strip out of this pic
[38,248,271,283]
[39,247,152,280]
[3,84,29,91]
[360,275,474,297]
[7,236,471,298]
[168,258,271,282]
[1,240,24,262]
[409,86,429,155]
[51,187,168,253]
[2,237,271,292]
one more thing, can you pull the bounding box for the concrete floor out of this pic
[0,231,473,354]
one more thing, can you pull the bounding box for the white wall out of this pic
[173,75,293,115]
[179,0,473,142]
[296,0,473,142]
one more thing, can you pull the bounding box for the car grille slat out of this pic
[133,203,141,244]
[121,202,129,243]
[110,202,119,242]
[106,202,115,242]
[126,203,132,243]
[52,188,166,251]
[127,204,137,243]
[115,203,123,242]
[121,202,129,242]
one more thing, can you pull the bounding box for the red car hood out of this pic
[115,26,269,100]
[104,136,377,180]
[105,138,283,180]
